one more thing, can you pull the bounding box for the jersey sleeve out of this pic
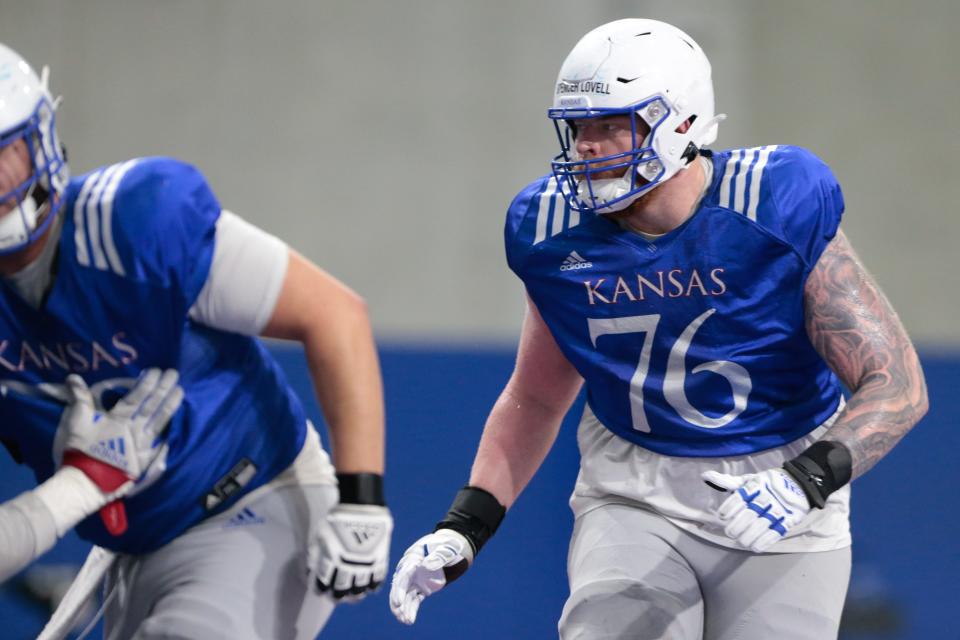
[107,158,221,311]
[758,146,845,269]
[187,210,289,336]
[504,175,563,276]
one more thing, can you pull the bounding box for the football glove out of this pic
[389,528,473,625]
[308,503,393,601]
[53,369,183,535]
[702,468,812,552]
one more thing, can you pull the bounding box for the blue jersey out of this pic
[0,158,307,553]
[505,145,844,457]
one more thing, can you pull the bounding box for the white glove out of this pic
[308,504,393,602]
[702,468,812,552]
[389,528,473,625]
[52,369,183,534]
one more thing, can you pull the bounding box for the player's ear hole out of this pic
[675,115,697,134]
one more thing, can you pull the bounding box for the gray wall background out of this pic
[2,0,957,344]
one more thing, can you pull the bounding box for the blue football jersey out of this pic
[505,145,844,457]
[0,158,307,553]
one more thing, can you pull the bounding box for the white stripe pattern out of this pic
[73,169,107,267]
[718,150,741,210]
[717,146,779,220]
[85,163,121,270]
[73,160,139,275]
[732,147,758,214]
[99,160,138,276]
[533,178,556,244]
[746,146,777,221]
[533,177,583,245]
[550,197,566,237]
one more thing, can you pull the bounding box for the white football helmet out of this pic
[0,42,68,254]
[548,19,724,214]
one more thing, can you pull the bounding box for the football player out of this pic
[0,42,391,639]
[390,19,928,639]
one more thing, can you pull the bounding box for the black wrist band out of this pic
[435,486,506,556]
[336,473,385,506]
[783,440,852,509]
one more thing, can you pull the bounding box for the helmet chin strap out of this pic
[0,188,41,253]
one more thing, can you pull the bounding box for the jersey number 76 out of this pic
[588,309,752,432]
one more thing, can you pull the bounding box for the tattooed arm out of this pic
[804,229,929,479]
[699,230,927,547]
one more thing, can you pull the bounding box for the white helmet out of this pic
[0,43,68,254]
[548,19,723,214]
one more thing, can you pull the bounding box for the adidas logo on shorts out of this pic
[560,251,593,271]
[223,508,266,529]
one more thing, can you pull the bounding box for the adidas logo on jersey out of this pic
[223,507,266,529]
[89,438,128,470]
[560,251,593,271]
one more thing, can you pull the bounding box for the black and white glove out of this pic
[52,369,183,535]
[308,473,392,601]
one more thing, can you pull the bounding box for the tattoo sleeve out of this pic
[804,229,929,479]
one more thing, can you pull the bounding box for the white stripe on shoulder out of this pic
[718,146,779,219]
[551,197,566,238]
[72,169,107,267]
[746,145,778,221]
[733,147,758,214]
[534,177,583,245]
[84,163,123,271]
[718,150,741,209]
[98,159,140,276]
[533,177,557,245]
